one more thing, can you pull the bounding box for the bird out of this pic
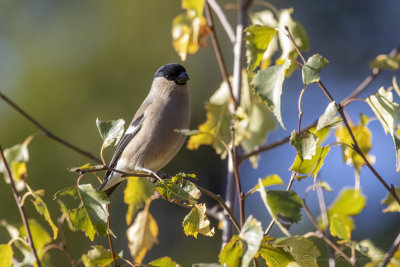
[98,63,191,196]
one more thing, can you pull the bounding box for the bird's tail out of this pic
[98,175,121,197]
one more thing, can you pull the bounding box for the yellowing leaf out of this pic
[245,25,276,72]
[147,257,181,267]
[302,54,329,85]
[330,213,351,241]
[182,0,204,16]
[276,236,320,267]
[19,219,52,256]
[219,235,243,267]
[127,201,158,264]
[381,187,400,213]
[258,243,295,267]
[0,244,13,267]
[248,174,284,195]
[369,54,400,70]
[155,173,200,204]
[182,203,214,238]
[252,59,291,129]
[289,130,318,160]
[290,146,330,178]
[335,124,373,171]
[82,245,116,267]
[124,177,155,225]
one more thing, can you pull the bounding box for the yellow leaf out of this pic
[182,203,215,238]
[127,200,158,264]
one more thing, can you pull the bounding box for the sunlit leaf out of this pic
[316,101,339,131]
[258,242,294,267]
[192,264,221,267]
[0,244,13,267]
[0,143,29,191]
[96,118,125,148]
[289,130,318,160]
[381,187,400,213]
[290,146,330,178]
[155,173,200,204]
[356,239,385,262]
[147,256,181,267]
[127,200,158,264]
[248,174,284,195]
[182,203,214,238]
[219,235,243,267]
[369,54,399,70]
[330,213,351,241]
[124,177,155,225]
[252,59,291,129]
[82,245,116,267]
[182,0,204,16]
[19,219,52,254]
[276,236,321,267]
[314,180,333,192]
[393,75,400,97]
[245,25,276,72]
[26,185,58,239]
[302,54,329,85]
[187,102,232,158]
[335,124,373,171]
[239,216,263,267]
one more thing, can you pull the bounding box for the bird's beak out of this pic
[177,72,190,85]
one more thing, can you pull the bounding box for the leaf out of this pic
[155,174,201,204]
[302,54,329,85]
[329,213,351,241]
[276,236,321,267]
[96,118,125,148]
[124,177,155,225]
[239,216,263,267]
[314,180,333,192]
[82,245,116,267]
[245,25,276,72]
[316,101,339,131]
[147,256,181,267]
[192,264,221,267]
[26,185,58,239]
[0,244,13,267]
[366,87,399,138]
[290,146,330,178]
[219,235,243,267]
[335,124,373,171]
[57,200,78,232]
[182,203,214,238]
[258,242,295,267]
[356,239,385,261]
[187,102,232,158]
[393,75,400,97]
[289,130,318,160]
[252,59,291,129]
[248,174,284,195]
[0,143,29,191]
[19,219,52,254]
[172,0,209,61]
[381,187,400,213]
[369,54,399,70]
[127,200,158,264]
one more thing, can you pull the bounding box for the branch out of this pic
[302,199,359,267]
[205,0,237,109]
[0,91,102,164]
[106,205,117,267]
[0,145,42,267]
[207,0,236,44]
[382,232,400,267]
[239,42,400,163]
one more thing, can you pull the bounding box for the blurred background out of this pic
[0,0,399,266]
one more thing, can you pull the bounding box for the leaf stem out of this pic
[0,90,102,164]
[0,145,42,267]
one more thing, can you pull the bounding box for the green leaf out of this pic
[289,130,318,160]
[335,124,373,171]
[258,243,294,267]
[155,174,201,204]
[70,206,96,241]
[182,203,214,238]
[124,177,155,225]
[187,102,233,158]
[26,185,58,239]
[302,54,329,85]
[219,235,243,267]
[290,146,330,178]
[366,87,399,138]
[127,201,158,264]
[329,213,351,241]
[19,219,52,254]
[147,256,181,267]
[252,59,291,129]
[57,200,77,232]
[381,187,400,213]
[316,101,339,131]
[96,118,125,148]
[0,244,13,267]
[244,25,276,72]
[276,236,321,267]
[54,186,79,199]
[239,216,263,267]
[248,174,284,195]
[82,245,116,267]
[369,54,399,70]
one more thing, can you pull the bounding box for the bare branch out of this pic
[207,0,236,44]
[382,232,400,267]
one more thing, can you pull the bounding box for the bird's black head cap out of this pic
[154,63,189,85]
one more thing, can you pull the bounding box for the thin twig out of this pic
[302,199,359,267]
[106,204,117,267]
[0,91,102,163]
[382,232,400,267]
[57,215,77,267]
[0,145,42,267]
[207,0,236,44]
[239,43,400,163]
[204,0,237,109]
[297,86,307,134]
